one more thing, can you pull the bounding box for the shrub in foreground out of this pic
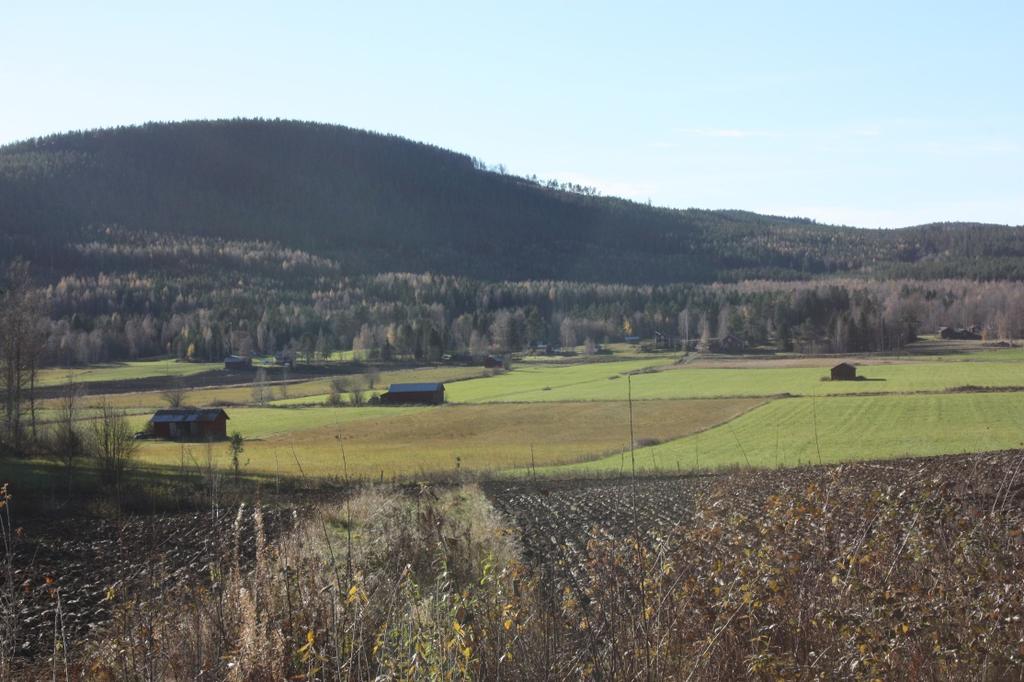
[81,454,1024,680]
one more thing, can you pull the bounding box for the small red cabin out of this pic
[380,383,445,405]
[150,408,229,440]
[830,362,857,381]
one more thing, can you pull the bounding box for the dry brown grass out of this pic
[0,485,15,681]
[514,453,1024,679]
[85,485,544,680]
[71,453,1024,680]
[9,452,1022,679]
[133,398,764,478]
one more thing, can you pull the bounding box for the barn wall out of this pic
[831,365,857,381]
[151,416,228,440]
[383,390,444,405]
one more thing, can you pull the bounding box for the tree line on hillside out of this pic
[5,252,1024,470]
[3,119,1024,285]
[13,256,1024,369]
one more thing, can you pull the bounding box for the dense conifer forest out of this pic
[3,119,1024,364]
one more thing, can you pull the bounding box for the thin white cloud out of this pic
[676,127,779,139]
[849,126,881,137]
[670,125,887,142]
[920,139,1020,156]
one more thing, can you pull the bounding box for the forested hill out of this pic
[2,118,1023,284]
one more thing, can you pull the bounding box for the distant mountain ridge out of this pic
[2,118,1023,283]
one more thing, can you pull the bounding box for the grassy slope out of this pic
[131,399,763,478]
[37,360,224,387]
[444,357,674,403]
[127,406,409,441]
[268,366,490,406]
[544,392,1024,475]
[448,359,1024,402]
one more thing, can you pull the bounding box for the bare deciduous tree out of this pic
[88,402,139,504]
[251,368,270,406]
[469,330,490,358]
[326,376,347,406]
[161,377,189,408]
[366,366,381,391]
[0,260,45,453]
[52,378,86,497]
[559,317,577,349]
[325,375,370,406]
[279,366,290,399]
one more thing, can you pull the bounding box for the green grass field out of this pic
[952,346,1024,362]
[37,360,224,387]
[268,366,490,406]
[444,357,673,403]
[19,342,1024,484]
[128,406,410,441]
[447,358,1024,402]
[543,392,1024,475]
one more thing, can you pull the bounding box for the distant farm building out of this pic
[708,334,747,354]
[939,326,982,340]
[442,353,473,363]
[483,355,504,369]
[653,331,682,351]
[224,355,252,370]
[150,408,229,440]
[381,383,446,405]
[830,362,858,381]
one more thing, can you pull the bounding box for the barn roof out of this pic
[832,362,856,370]
[151,408,229,424]
[386,383,445,393]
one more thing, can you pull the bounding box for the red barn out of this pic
[150,408,229,440]
[830,362,857,381]
[380,383,445,405]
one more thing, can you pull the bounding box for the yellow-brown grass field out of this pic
[133,398,763,478]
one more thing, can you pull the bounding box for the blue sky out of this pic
[2,1,1021,227]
